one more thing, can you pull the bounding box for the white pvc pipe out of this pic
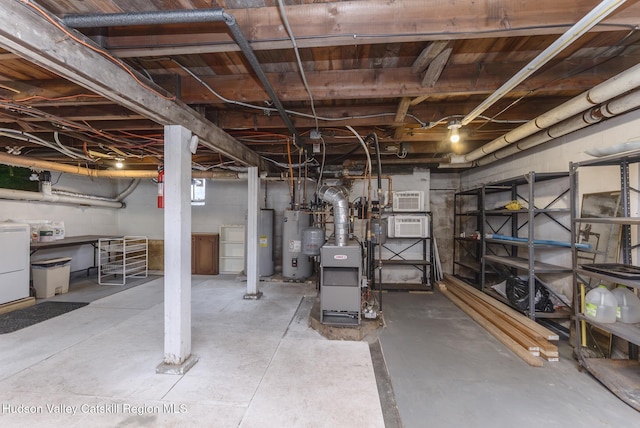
[451,61,640,164]
[0,187,124,208]
[461,0,626,127]
[476,87,640,165]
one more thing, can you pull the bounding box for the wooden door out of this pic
[192,234,219,275]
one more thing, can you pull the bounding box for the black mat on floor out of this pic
[0,301,89,334]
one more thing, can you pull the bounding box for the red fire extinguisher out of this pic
[157,168,164,209]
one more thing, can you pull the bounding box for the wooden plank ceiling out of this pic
[0,0,639,173]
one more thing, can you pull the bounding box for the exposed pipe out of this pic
[52,179,141,203]
[0,151,238,179]
[318,185,350,247]
[62,9,304,149]
[476,87,640,166]
[461,0,627,126]
[585,141,640,157]
[0,187,124,208]
[451,61,640,164]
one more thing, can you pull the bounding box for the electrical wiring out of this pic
[346,126,372,177]
[167,58,428,127]
[0,99,165,152]
[316,136,326,194]
[13,94,103,103]
[277,0,319,132]
[19,0,176,102]
[0,128,92,160]
[105,23,638,52]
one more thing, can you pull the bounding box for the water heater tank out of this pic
[302,227,325,256]
[282,210,313,279]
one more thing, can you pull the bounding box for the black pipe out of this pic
[365,133,383,191]
[63,9,304,150]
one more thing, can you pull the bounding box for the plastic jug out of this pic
[611,285,640,324]
[584,285,617,323]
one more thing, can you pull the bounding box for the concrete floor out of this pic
[0,275,384,427]
[0,275,638,427]
[378,291,639,428]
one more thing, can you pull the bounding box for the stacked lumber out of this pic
[439,274,559,367]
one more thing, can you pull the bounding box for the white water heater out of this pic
[282,210,313,279]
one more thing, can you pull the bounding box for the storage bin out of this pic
[31,257,72,298]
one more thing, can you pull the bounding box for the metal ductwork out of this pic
[318,185,350,247]
[62,9,303,149]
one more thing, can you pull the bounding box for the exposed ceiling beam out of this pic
[421,47,453,88]
[174,57,639,103]
[393,97,412,140]
[5,55,637,107]
[0,1,266,169]
[411,41,450,75]
[96,0,640,57]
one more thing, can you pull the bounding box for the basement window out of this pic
[191,179,205,206]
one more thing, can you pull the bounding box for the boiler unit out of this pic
[282,209,313,279]
[320,243,361,326]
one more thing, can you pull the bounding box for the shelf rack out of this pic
[453,172,572,320]
[569,153,640,411]
[98,236,148,285]
[373,211,433,291]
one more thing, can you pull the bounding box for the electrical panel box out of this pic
[392,191,424,212]
[387,215,429,238]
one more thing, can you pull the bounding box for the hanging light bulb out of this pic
[115,158,124,169]
[448,120,462,144]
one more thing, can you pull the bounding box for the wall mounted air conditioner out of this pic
[387,215,429,238]
[392,191,424,212]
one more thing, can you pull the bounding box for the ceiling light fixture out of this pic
[115,158,124,169]
[448,120,462,144]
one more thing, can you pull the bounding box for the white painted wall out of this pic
[0,173,120,272]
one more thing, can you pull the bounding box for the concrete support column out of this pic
[244,166,262,300]
[157,125,198,374]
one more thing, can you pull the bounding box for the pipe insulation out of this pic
[63,9,303,149]
[52,178,140,203]
[476,87,640,166]
[0,151,239,179]
[451,61,640,164]
[318,185,350,247]
[0,187,124,208]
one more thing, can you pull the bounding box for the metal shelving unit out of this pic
[453,172,572,320]
[98,236,148,285]
[481,172,572,320]
[377,211,433,291]
[453,188,483,284]
[570,153,640,411]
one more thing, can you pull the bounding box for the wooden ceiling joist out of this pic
[0,1,266,169]
[99,0,640,57]
[421,47,453,88]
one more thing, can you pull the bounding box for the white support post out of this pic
[244,166,262,300]
[157,125,198,374]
